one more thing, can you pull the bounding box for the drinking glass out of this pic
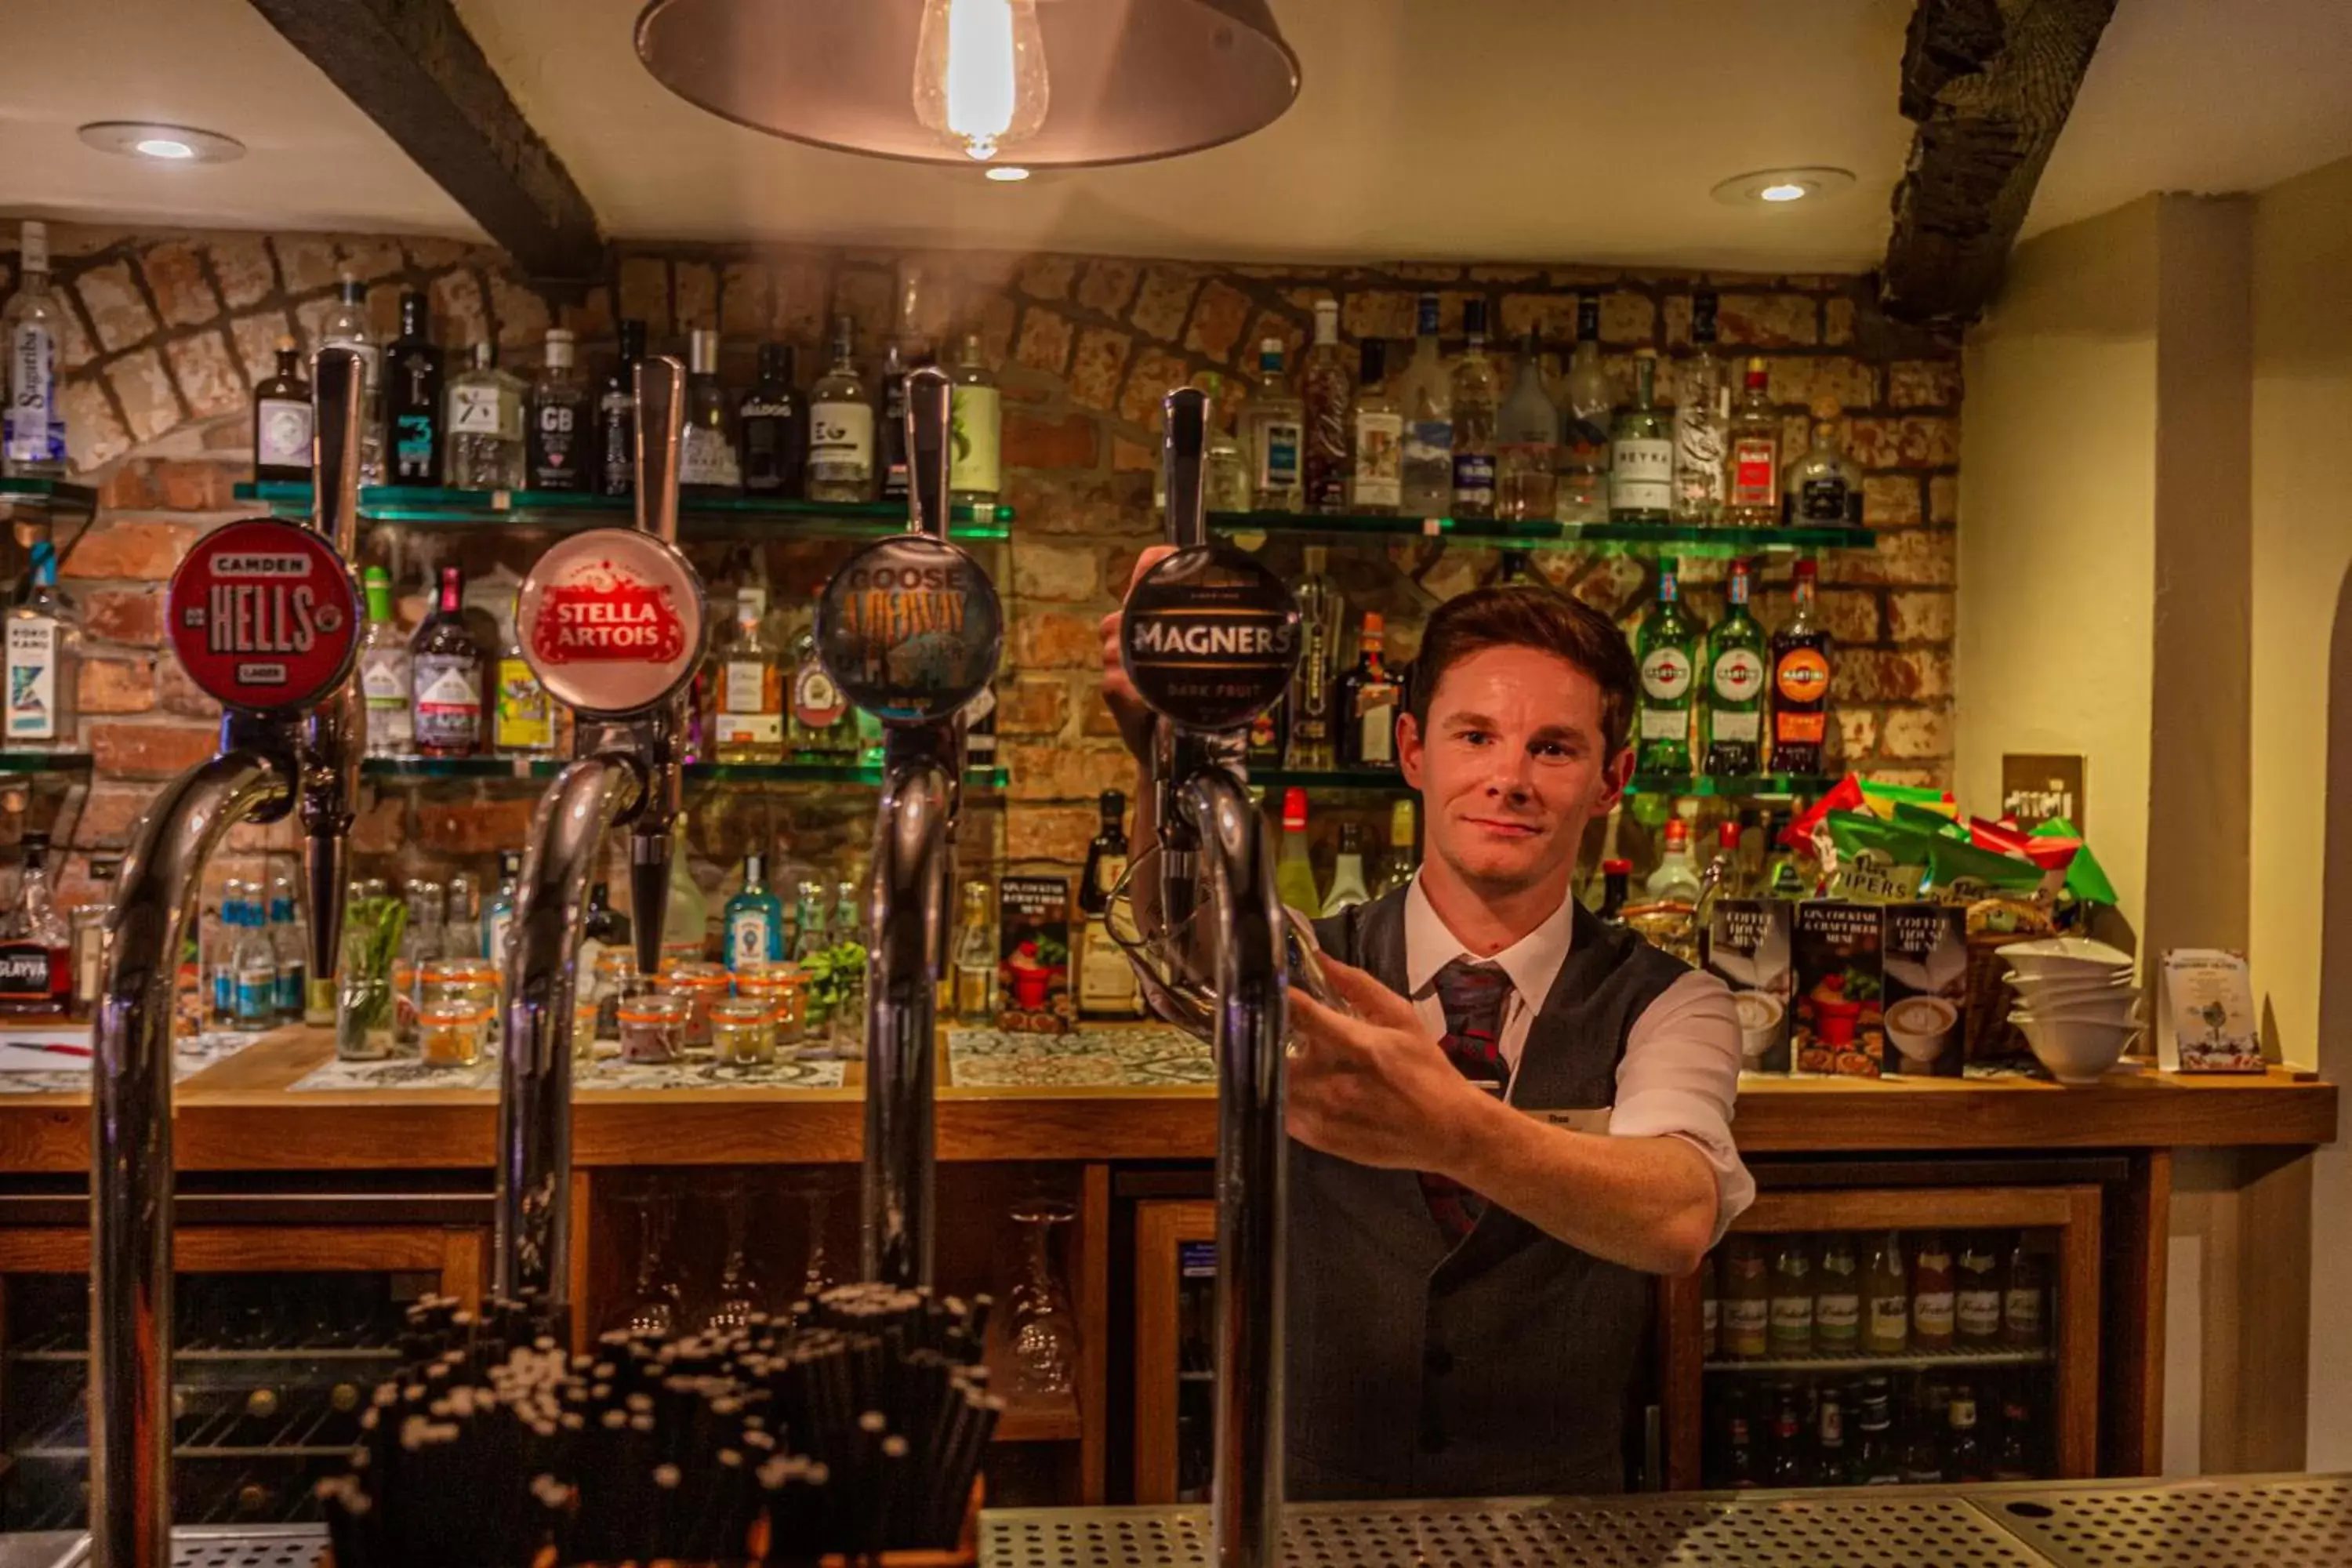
[1007,1197,1079,1396]
[790,1180,836,1301]
[612,1189,683,1337]
[704,1179,770,1333]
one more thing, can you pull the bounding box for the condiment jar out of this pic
[615,994,691,1065]
[709,999,777,1066]
[571,996,600,1063]
[420,959,501,1045]
[735,962,809,1047]
[659,960,731,1049]
[591,949,643,1041]
[418,1000,492,1068]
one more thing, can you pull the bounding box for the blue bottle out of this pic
[723,852,785,972]
[485,850,523,964]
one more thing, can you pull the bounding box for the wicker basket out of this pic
[1962,897,2058,1073]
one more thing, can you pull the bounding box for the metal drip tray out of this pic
[40,1526,325,1568]
[1970,1473,2352,1566]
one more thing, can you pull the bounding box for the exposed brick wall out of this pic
[2,225,1959,911]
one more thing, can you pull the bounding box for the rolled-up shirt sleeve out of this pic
[1612,969,1755,1245]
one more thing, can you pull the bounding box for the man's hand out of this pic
[1286,955,1497,1174]
[1098,543,1177,760]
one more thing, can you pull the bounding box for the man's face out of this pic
[1398,644,1633,897]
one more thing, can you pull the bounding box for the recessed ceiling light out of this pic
[77,122,246,164]
[1711,167,1856,207]
[985,165,1032,183]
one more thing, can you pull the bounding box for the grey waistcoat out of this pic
[1290,885,1688,1501]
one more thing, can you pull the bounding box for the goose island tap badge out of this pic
[514,529,706,717]
[817,535,1004,724]
[1121,545,1302,731]
[166,517,359,712]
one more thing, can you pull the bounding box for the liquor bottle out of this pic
[1608,349,1673,524]
[1863,1230,1910,1355]
[1334,613,1402,770]
[252,338,314,485]
[1556,291,1610,524]
[1719,1235,1769,1359]
[1323,822,1372,916]
[681,328,741,495]
[1448,299,1498,519]
[1645,816,1703,903]
[1853,1381,1900,1484]
[1898,1385,1945,1483]
[1944,1386,1989,1482]
[1374,798,1418,896]
[597,319,647,501]
[1767,1236,1814,1356]
[1199,372,1253,514]
[1720,1393,1762,1489]
[2,220,66,480]
[785,618,855,760]
[1704,557,1767,777]
[268,877,307,1022]
[789,881,830,964]
[1240,338,1304,513]
[5,540,78,748]
[1724,358,1780,528]
[485,851,523,964]
[1287,546,1343,769]
[1671,289,1726,525]
[385,291,444,488]
[807,317,874,503]
[446,339,526,489]
[1078,791,1142,1020]
[410,564,485,758]
[358,567,412,757]
[1784,406,1865,525]
[952,880,997,1025]
[445,873,484,963]
[1347,339,1403,513]
[949,331,1003,507]
[1596,858,1633,927]
[1274,789,1322,914]
[319,275,384,486]
[1911,1232,1957,1352]
[1815,1232,1861,1351]
[527,328,591,492]
[724,853,786,971]
[877,342,911,504]
[1298,299,1351,514]
[1769,560,1831,775]
[715,587,785,764]
[1396,292,1453,517]
[1765,1385,1809,1487]
[1955,1234,2005,1345]
[492,604,554,757]
[1634,561,1698,775]
[579,880,629,991]
[0,831,71,1013]
[232,880,278,1029]
[1814,1386,1851,1487]
[1992,1393,2036,1480]
[2004,1240,2047,1348]
[739,343,804,497]
[1246,692,1287,770]
[1495,330,1559,521]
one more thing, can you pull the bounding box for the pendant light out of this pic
[634,0,1301,167]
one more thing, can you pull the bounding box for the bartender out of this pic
[1101,558,1752,1501]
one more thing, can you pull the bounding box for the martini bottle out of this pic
[1634,561,1698,778]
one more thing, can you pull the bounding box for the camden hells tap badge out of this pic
[514,529,706,717]
[1121,544,1302,732]
[817,535,1004,724]
[165,517,359,713]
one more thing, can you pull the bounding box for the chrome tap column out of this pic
[815,365,1003,1288]
[1117,387,1305,1568]
[494,357,706,1316]
[90,349,371,1568]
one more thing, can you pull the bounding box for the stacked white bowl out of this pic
[1998,937,2140,1084]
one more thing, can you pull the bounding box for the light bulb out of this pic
[1759,182,1809,203]
[912,0,1051,162]
[134,138,197,161]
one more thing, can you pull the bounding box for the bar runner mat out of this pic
[288,1051,848,1092]
[948,1023,1212,1087]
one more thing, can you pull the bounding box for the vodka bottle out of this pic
[1238,339,1304,512]
[1395,293,1453,517]
[2,221,67,480]
[1448,299,1498,518]
[318,276,384,485]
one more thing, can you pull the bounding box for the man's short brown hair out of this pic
[1405,584,1638,757]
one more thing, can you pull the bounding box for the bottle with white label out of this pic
[4,540,77,749]
[1395,292,1453,517]
[410,564,485,757]
[2,220,66,480]
[319,275,384,485]
[681,327,741,495]
[251,338,314,486]
[1239,339,1304,513]
[358,566,412,756]
[1609,349,1674,523]
[1633,561,1697,776]
[724,852,786,971]
[714,587,784,764]
[1334,612,1401,770]
[807,315,874,503]
[1348,339,1404,513]
[444,339,524,491]
[948,331,1002,507]
[1704,557,1766,778]
[786,620,853,760]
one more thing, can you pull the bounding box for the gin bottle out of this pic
[252,339,314,485]
[5,540,78,749]
[385,292,444,488]
[1671,291,1727,525]
[445,339,524,490]
[2,221,66,480]
[1609,350,1674,524]
[358,566,412,756]
[680,328,741,495]
[318,276,384,485]
[807,316,874,503]
[1238,339,1304,512]
[789,882,830,964]
[1558,292,1611,524]
[948,331,1003,506]
[1395,293,1453,516]
[724,852,786,970]
[528,328,592,492]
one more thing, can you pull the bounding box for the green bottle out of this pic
[1634,560,1699,777]
[1703,557,1767,779]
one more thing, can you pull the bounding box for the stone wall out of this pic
[1,224,1961,910]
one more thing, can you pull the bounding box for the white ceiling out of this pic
[0,0,477,241]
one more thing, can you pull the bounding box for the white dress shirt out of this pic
[1400,877,1756,1244]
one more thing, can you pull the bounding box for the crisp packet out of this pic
[2033,817,2119,906]
[1819,811,1929,902]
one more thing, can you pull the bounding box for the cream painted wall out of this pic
[1959,198,2160,942]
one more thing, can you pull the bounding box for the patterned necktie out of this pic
[1419,958,1514,1243]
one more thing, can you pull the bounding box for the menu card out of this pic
[2156,949,2265,1073]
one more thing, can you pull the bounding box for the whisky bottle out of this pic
[252,338,314,485]
[1703,557,1766,778]
[1334,613,1401,770]
[1769,560,1831,775]
[1077,791,1142,1020]
[714,587,785,763]
[384,291,444,488]
[1633,561,1698,776]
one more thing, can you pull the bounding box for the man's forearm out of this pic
[1444,1092,1719,1276]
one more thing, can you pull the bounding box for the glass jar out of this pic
[419,1000,491,1067]
[615,994,691,1065]
[709,999,777,1066]
[735,962,809,1047]
[572,996,600,1062]
[592,949,643,1042]
[659,960,731,1049]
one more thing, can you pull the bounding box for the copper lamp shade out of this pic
[634,0,1301,167]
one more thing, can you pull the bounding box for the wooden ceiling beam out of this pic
[246,0,604,284]
[1879,0,2118,328]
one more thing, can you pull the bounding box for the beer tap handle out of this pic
[626,691,688,976]
[310,346,365,560]
[297,346,368,977]
[633,355,687,545]
[907,365,953,543]
[1163,386,1209,549]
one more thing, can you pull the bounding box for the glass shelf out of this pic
[0,750,91,775]
[1248,767,1838,800]
[1210,510,1874,556]
[0,477,99,518]
[234,483,1012,539]
[361,756,1010,789]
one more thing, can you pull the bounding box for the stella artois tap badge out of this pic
[514,528,707,718]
